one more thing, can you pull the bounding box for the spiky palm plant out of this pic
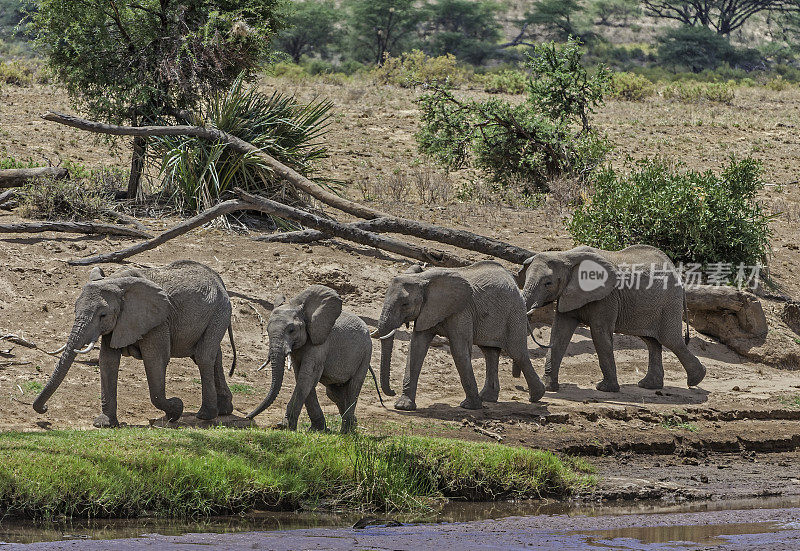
[153,75,333,214]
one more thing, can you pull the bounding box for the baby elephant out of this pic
[247,285,373,433]
[518,245,706,392]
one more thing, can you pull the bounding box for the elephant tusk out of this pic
[378,329,396,340]
[45,343,67,356]
[257,359,269,371]
[526,307,537,316]
[45,340,97,356]
[76,340,96,354]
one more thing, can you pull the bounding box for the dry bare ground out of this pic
[2,78,800,500]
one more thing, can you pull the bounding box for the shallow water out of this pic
[1,496,799,546]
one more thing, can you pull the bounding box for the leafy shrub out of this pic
[269,61,310,81]
[568,157,772,269]
[152,76,332,213]
[373,50,471,87]
[0,60,35,86]
[483,70,527,94]
[18,169,122,221]
[661,81,734,104]
[609,72,655,101]
[766,76,791,91]
[416,39,610,195]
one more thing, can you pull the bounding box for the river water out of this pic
[2,497,800,550]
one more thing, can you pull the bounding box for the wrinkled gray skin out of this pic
[247,285,372,434]
[33,260,235,425]
[373,261,546,411]
[518,245,706,392]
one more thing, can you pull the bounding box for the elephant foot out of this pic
[638,376,663,390]
[93,413,119,428]
[195,404,218,421]
[479,387,499,402]
[529,379,546,402]
[341,417,357,434]
[543,374,559,392]
[511,364,522,378]
[217,395,234,416]
[459,396,483,410]
[687,366,707,387]
[164,397,184,422]
[309,418,327,432]
[276,417,298,431]
[394,395,417,411]
[596,379,620,392]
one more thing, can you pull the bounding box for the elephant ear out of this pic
[415,270,472,333]
[296,285,342,345]
[109,277,172,349]
[558,249,618,313]
[515,256,534,289]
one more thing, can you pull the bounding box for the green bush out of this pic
[0,59,35,86]
[416,39,610,195]
[18,169,122,221]
[373,50,471,87]
[609,71,655,100]
[661,81,734,104]
[568,157,772,269]
[483,70,527,94]
[152,76,332,213]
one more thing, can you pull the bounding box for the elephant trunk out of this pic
[379,334,397,397]
[247,345,285,419]
[33,319,89,414]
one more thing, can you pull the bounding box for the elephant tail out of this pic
[683,291,690,345]
[227,324,238,376]
[367,364,386,408]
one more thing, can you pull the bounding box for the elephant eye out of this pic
[544,280,553,287]
[99,313,107,319]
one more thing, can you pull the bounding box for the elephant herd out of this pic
[31,244,707,433]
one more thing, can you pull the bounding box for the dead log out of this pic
[685,284,767,340]
[0,221,152,239]
[255,218,536,264]
[68,200,246,265]
[42,112,536,264]
[0,167,69,188]
[0,189,15,207]
[69,195,469,267]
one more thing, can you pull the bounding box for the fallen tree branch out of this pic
[0,167,69,188]
[70,194,470,267]
[0,221,151,239]
[255,218,536,264]
[68,200,245,265]
[42,112,536,264]
[42,112,385,220]
[0,334,37,349]
[0,189,16,207]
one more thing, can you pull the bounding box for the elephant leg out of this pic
[140,334,183,421]
[508,345,546,403]
[284,361,323,430]
[213,347,234,416]
[94,334,122,428]
[662,337,707,387]
[305,388,326,432]
[638,337,664,389]
[478,346,500,402]
[590,325,620,392]
[337,360,368,433]
[544,313,579,392]
[396,330,435,411]
[450,339,481,410]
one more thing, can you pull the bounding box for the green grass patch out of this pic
[0,429,594,519]
[779,395,800,409]
[18,381,43,394]
[228,383,255,395]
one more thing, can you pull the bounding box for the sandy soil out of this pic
[2,79,800,504]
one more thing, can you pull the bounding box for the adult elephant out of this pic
[372,261,546,411]
[32,260,236,426]
[517,245,706,392]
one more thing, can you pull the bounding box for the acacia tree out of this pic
[642,0,800,35]
[29,0,281,198]
[274,0,339,63]
[344,0,423,65]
